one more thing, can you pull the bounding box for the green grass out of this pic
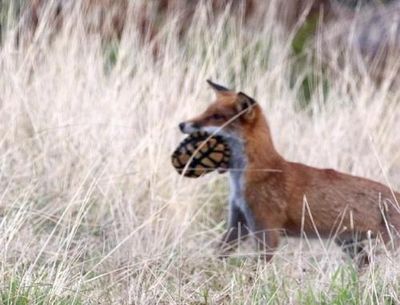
[1,279,82,305]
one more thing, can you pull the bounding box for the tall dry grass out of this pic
[0,1,400,304]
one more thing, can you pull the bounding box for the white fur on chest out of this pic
[229,171,247,210]
[225,135,247,211]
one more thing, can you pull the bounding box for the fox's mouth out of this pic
[179,122,225,137]
[179,122,200,134]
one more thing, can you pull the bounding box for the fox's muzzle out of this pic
[178,122,200,134]
[178,122,185,132]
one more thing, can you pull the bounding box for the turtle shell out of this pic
[171,131,231,178]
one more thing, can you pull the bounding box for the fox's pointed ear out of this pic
[236,92,257,120]
[207,79,230,94]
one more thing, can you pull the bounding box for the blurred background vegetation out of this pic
[2,0,399,108]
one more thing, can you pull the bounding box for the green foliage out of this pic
[103,41,120,73]
[292,16,318,57]
[0,279,82,305]
[297,266,361,305]
[291,16,330,110]
[0,0,26,44]
[321,265,361,305]
[0,0,26,27]
[294,265,400,305]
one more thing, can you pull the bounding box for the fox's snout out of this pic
[178,121,200,134]
[178,122,185,132]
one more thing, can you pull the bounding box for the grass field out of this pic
[1,1,400,304]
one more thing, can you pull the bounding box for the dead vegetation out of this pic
[1,1,400,304]
[12,0,400,84]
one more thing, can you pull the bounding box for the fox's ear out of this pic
[236,92,256,115]
[207,79,230,94]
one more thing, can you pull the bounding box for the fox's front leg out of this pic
[253,228,281,262]
[252,214,283,262]
[219,203,249,256]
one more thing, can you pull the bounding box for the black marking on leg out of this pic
[336,237,369,267]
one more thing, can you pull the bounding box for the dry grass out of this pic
[0,1,400,304]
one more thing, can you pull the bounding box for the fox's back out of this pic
[282,162,400,237]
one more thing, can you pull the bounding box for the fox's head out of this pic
[179,80,262,137]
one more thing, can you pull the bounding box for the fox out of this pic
[179,80,400,265]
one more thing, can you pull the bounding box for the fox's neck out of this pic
[241,115,284,170]
[225,114,284,173]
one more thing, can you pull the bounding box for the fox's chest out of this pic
[229,170,257,230]
[226,136,248,210]
[229,171,245,206]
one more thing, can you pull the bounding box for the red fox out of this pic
[179,80,400,264]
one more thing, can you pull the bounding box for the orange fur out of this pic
[180,82,400,264]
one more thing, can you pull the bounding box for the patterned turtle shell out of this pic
[171,131,231,178]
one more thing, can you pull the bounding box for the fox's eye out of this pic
[210,114,225,120]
